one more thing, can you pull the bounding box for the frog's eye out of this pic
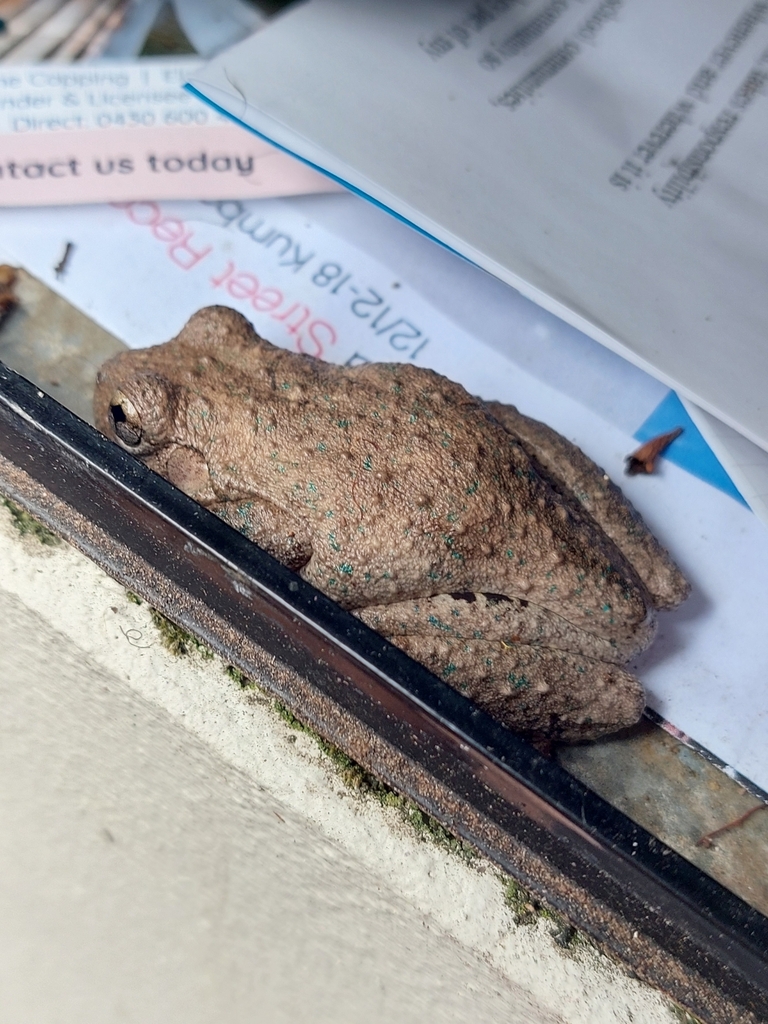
[109,392,142,447]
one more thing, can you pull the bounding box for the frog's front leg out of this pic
[210,498,312,572]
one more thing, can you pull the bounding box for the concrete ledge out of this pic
[0,501,682,1024]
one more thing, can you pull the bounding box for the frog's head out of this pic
[95,355,219,503]
[94,306,272,503]
[96,306,259,440]
[95,359,179,457]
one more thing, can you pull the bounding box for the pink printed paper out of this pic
[0,124,339,205]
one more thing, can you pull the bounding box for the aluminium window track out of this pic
[1,358,767,1024]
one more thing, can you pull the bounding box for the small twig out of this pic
[625,427,683,475]
[54,241,75,279]
[696,803,768,848]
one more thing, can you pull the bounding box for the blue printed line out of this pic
[185,84,470,262]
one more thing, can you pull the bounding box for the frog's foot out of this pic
[357,591,656,666]
[383,630,646,743]
[210,498,312,572]
[485,400,690,611]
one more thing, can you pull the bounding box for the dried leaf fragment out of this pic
[625,427,683,476]
[0,265,17,326]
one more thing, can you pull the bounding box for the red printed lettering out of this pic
[152,217,186,244]
[126,201,161,226]
[210,260,234,288]
[120,202,211,270]
[309,317,335,350]
[167,232,212,270]
[252,287,283,313]
[228,272,259,301]
[272,302,311,336]
[151,246,341,353]
[299,320,337,358]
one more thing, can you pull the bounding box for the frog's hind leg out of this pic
[210,498,312,571]
[380,628,646,743]
[356,592,648,741]
[356,591,655,665]
[485,400,690,611]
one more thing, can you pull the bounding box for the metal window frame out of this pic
[1,360,767,1024]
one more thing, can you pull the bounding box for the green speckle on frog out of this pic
[94,306,689,743]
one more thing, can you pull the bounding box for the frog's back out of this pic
[95,308,654,644]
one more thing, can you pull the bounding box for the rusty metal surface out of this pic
[1,361,768,1024]
[560,721,768,919]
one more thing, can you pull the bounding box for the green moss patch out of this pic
[670,1007,704,1024]
[503,877,591,952]
[2,498,60,546]
[224,664,253,688]
[149,608,214,660]
[273,699,475,861]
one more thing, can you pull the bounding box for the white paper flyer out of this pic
[1,193,767,795]
[188,0,768,456]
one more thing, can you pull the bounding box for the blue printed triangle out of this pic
[635,391,747,506]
